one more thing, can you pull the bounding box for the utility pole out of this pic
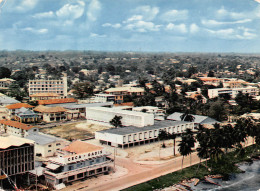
[113,146,116,172]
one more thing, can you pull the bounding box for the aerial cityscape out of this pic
[0,0,260,191]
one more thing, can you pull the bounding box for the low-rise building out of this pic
[0,78,15,89]
[26,133,68,158]
[34,105,67,123]
[37,98,77,106]
[208,86,259,99]
[0,120,38,137]
[86,107,154,127]
[6,103,34,120]
[94,93,123,104]
[95,120,194,148]
[44,141,111,186]
[105,87,144,96]
[132,106,165,120]
[14,107,39,123]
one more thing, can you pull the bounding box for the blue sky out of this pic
[0,0,260,52]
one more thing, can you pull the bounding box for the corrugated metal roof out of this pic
[26,133,62,145]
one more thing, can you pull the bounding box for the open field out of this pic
[40,121,110,140]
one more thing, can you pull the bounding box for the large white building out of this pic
[95,120,194,148]
[86,107,154,127]
[208,86,259,99]
[29,74,67,97]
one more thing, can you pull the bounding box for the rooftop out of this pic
[26,133,65,145]
[105,87,144,93]
[63,140,103,154]
[47,102,113,109]
[0,96,20,105]
[97,120,190,135]
[6,103,34,110]
[0,135,34,149]
[38,98,77,105]
[0,120,36,130]
[34,105,67,113]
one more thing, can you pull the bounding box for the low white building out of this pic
[86,107,154,127]
[94,94,116,103]
[208,86,259,99]
[95,120,194,148]
[26,133,68,158]
[132,106,165,120]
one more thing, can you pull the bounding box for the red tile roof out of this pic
[6,103,34,110]
[38,98,77,105]
[63,141,103,154]
[0,120,35,130]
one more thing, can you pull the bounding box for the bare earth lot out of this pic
[40,121,110,140]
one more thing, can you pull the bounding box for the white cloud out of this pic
[22,27,48,34]
[216,7,247,20]
[90,33,106,38]
[255,0,260,3]
[15,0,38,12]
[124,15,143,23]
[32,11,54,19]
[125,20,161,32]
[56,1,85,20]
[133,5,159,21]
[190,23,199,33]
[165,23,187,33]
[102,23,121,29]
[161,9,188,22]
[201,19,252,27]
[87,0,101,21]
[206,27,257,40]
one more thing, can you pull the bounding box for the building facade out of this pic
[44,141,111,186]
[95,120,194,148]
[29,74,67,97]
[0,135,34,189]
[86,107,154,127]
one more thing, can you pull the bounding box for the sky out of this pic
[0,0,260,52]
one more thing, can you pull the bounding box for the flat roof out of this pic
[47,102,113,109]
[26,133,64,145]
[97,120,191,135]
[88,107,154,117]
[0,135,34,149]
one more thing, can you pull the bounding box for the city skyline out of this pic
[0,0,260,52]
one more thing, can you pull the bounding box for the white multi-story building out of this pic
[86,107,154,127]
[29,74,67,97]
[95,120,194,148]
[208,86,259,99]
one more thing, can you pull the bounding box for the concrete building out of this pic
[0,120,38,137]
[95,120,194,148]
[29,74,67,97]
[132,106,165,120]
[26,133,68,158]
[94,94,123,104]
[0,78,15,89]
[29,93,61,101]
[208,86,259,99]
[34,105,67,123]
[86,107,154,127]
[44,141,111,187]
[0,135,34,190]
[6,103,34,120]
[105,87,144,96]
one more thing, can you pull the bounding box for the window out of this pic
[48,150,51,152]
[56,143,61,146]
[48,145,52,147]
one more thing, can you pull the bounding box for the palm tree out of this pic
[178,128,195,170]
[168,132,177,156]
[180,111,195,122]
[158,129,168,148]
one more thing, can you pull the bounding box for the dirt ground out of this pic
[40,121,111,140]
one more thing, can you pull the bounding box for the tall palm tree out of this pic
[168,132,177,156]
[178,128,195,170]
[158,129,168,148]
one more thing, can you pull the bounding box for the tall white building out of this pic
[29,74,67,97]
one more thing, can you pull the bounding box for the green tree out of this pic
[0,67,11,79]
[73,82,94,98]
[110,115,123,128]
[158,129,168,148]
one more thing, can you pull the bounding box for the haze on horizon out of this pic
[0,0,260,53]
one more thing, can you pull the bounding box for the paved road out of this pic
[64,152,201,191]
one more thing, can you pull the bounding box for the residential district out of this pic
[0,52,259,190]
